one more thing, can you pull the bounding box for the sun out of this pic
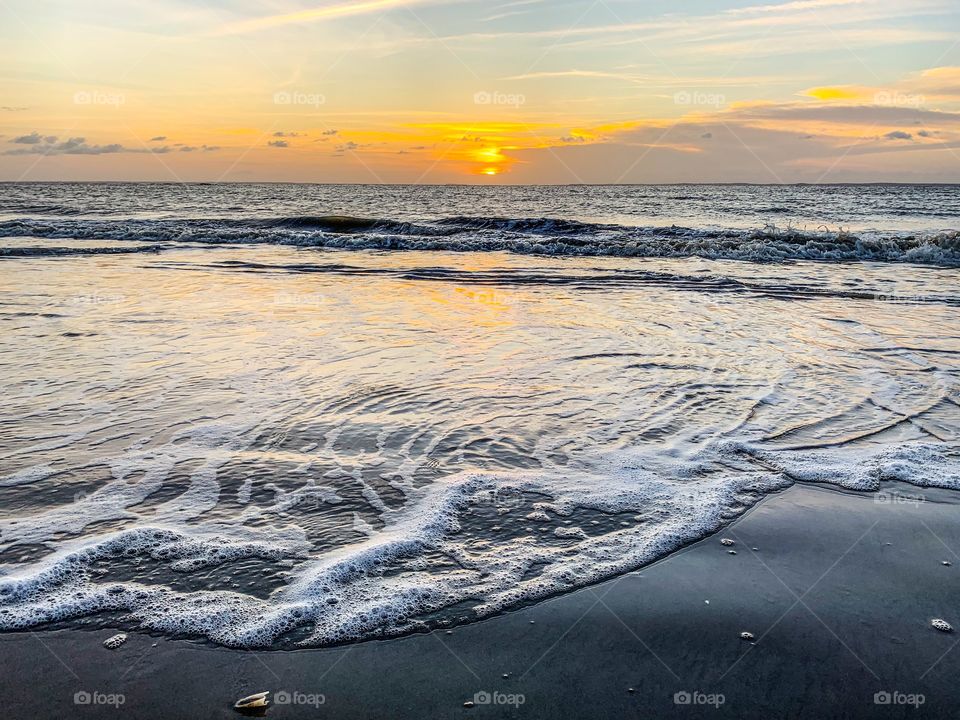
[481,167,499,176]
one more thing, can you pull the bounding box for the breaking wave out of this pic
[2,216,959,266]
[0,440,956,648]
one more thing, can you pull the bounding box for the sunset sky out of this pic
[2,0,959,183]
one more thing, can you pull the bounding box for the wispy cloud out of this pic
[727,0,865,15]
[213,0,455,36]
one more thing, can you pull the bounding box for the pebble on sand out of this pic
[740,631,755,641]
[102,633,127,650]
[931,619,953,633]
[720,539,735,546]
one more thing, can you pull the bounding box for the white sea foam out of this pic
[1,440,955,648]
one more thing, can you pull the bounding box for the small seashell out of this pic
[931,619,953,633]
[102,633,127,649]
[627,687,635,693]
[234,692,270,711]
[463,701,475,708]
[740,631,755,641]
[942,561,952,566]
[728,550,737,555]
[502,673,509,679]
[720,539,735,546]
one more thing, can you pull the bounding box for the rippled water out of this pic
[0,184,958,647]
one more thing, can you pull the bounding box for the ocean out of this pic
[0,182,958,648]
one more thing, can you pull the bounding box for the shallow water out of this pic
[0,184,958,647]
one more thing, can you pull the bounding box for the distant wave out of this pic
[1,216,958,266]
[0,244,163,257]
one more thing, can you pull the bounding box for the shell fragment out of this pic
[235,692,270,711]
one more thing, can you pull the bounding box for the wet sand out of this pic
[3,481,959,719]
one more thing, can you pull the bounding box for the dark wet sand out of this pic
[3,481,959,719]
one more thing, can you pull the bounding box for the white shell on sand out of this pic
[931,619,953,633]
[234,692,270,710]
[102,633,127,649]
[463,701,475,708]
[740,631,755,640]
[720,539,735,546]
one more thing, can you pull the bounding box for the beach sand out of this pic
[3,480,958,719]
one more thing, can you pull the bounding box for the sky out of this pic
[1,0,959,183]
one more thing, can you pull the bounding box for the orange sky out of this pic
[2,0,960,182]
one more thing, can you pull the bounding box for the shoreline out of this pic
[3,480,959,718]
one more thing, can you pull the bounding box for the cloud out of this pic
[214,0,452,36]
[268,140,289,148]
[884,130,913,140]
[322,129,339,135]
[505,70,640,82]
[1,106,27,112]
[803,86,869,101]
[4,132,224,156]
[727,0,865,15]
[5,136,123,155]
[273,131,304,137]
[12,132,55,145]
[149,136,167,141]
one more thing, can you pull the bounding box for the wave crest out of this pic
[1,216,959,266]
